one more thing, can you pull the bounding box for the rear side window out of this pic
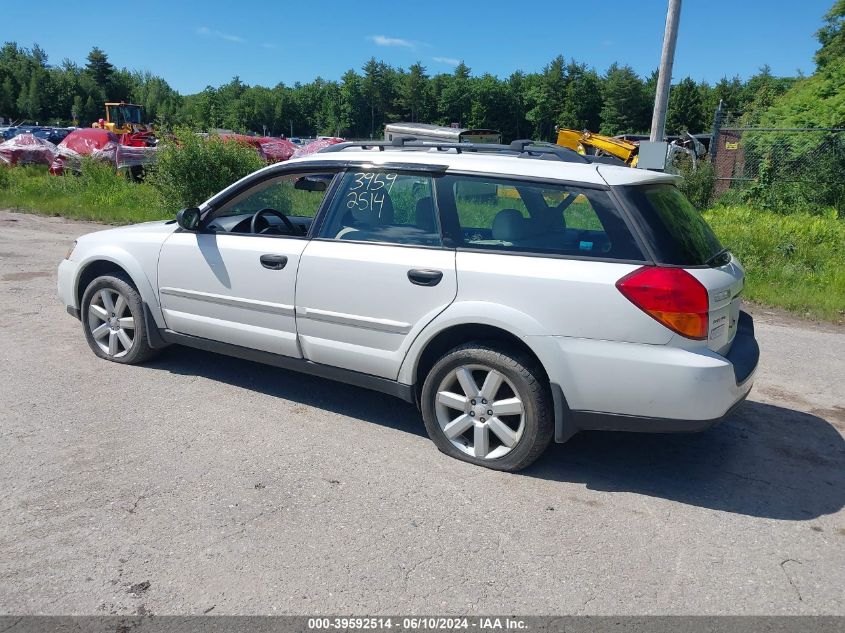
[619,184,723,266]
[440,175,644,261]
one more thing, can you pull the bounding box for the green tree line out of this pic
[0,42,796,140]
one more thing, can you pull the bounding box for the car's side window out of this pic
[317,170,441,246]
[443,175,644,261]
[207,172,335,236]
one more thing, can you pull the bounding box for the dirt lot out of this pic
[0,209,843,615]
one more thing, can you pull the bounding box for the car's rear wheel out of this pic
[421,343,553,471]
[81,274,158,364]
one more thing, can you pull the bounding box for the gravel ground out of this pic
[0,209,843,615]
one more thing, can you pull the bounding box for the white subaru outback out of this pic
[58,140,759,471]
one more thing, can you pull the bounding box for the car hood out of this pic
[114,219,177,232]
[75,219,179,251]
[87,219,177,237]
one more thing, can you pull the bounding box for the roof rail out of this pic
[319,139,591,164]
[321,136,423,152]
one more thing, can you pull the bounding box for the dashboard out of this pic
[206,212,313,236]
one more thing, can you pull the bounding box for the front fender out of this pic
[73,247,164,327]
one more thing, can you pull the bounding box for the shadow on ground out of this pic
[150,346,845,521]
[149,345,426,438]
[529,401,844,520]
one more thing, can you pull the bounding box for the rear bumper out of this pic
[553,388,750,440]
[725,310,759,384]
[544,311,760,442]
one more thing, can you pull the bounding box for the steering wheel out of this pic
[250,208,298,235]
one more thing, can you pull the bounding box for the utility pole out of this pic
[649,0,682,142]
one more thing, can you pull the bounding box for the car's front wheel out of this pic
[421,343,553,471]
[81,274,158,364]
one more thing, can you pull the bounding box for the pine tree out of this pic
[83,94,99,125]
[439,62,472,126]
[559,62,602,131]
[85,47,114,91]
[400,62,428,122]
[666,77,706,134]
[0,77,14,120]
[599,63,650,135]
[362,58,389,138]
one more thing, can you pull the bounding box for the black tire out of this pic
[80,273,159,365]
[420,342,553,472]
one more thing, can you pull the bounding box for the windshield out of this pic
[618,184,724,266]
[121,106,142,124]
[109,105,142,125]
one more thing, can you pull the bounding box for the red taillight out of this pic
[616,266,709,340]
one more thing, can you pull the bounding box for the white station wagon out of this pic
[58,140,759,471]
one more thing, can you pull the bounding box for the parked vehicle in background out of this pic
[291,137,345,158]
[385,123,502,145]
[2,126,72,145]
[0,132,58,167]
[57,139,758,471]
[49,128,157,176]
[32,127,71,145]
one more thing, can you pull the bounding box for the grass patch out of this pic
[704,205,845,321]
[0,163,167,224]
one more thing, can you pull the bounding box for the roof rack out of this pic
[320,138,592,164]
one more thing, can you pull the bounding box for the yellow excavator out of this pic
[556,127,709,173]
[555,128,639,167]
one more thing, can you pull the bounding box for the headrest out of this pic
[492,208,527,242]
[351,193,394,224]
[415,196,437,233]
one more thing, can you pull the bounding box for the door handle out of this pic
[408,269,443,286]
[260,254,288,270]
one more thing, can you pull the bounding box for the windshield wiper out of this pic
[706,247,731,267]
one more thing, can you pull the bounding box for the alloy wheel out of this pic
[434,363,525,460]
[87,288,135,358]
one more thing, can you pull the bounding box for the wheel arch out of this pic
[400,304,572,443]
[74,255,167,349]
[74,251,159,312]
[76,258,134,309]
[400,302,549,386]
[411,323,550,399]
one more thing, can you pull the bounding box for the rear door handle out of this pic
[408,269,443,286]
[260,254,288,270]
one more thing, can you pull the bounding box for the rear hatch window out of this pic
[618,184,724,266]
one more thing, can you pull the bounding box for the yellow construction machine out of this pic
[92,102,147,134]
[555,128,639,167]
[91,102,156,146]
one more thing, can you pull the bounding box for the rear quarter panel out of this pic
[452,251,673,342]
[397,251,673,385]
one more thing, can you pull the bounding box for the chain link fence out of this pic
[709,109,845,213]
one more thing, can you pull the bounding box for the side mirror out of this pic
[176,207,201,231]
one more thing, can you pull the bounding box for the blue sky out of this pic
[6,0,832,94]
